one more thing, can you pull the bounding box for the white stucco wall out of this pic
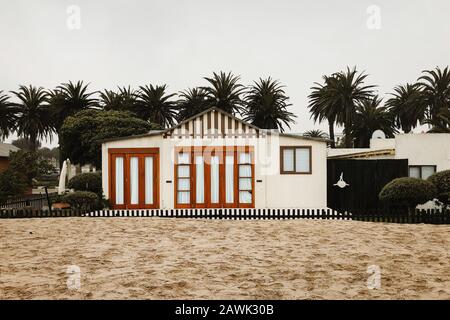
[101,133,327,209]
[394,133,450,171]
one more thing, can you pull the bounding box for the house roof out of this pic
[0,142,20,158]
[327,148,395,159]
[101,107,328,143]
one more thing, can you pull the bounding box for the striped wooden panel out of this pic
[163,109,264,139]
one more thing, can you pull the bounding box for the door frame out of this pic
[108,148,160,209]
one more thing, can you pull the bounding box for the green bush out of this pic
[427,170,450,206]
[62,191,99,209]
[379,177,437,211]
[68,172,102,195]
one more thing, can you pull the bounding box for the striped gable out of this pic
[163,108,264,139]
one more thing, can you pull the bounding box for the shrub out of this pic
[68,172,102,195]
[0,169,27,205]
[379,177,437,212]
[427,170,450,206]
[62,191,99,209]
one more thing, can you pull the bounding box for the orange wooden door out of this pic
[109,149,159,209]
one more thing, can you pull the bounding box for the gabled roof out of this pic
[101,107,328,143]
[172,107,261,132]
[0,142,20,158]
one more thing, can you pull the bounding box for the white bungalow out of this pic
[101,108,328,210]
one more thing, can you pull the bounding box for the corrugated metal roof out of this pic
[0,142,20,157]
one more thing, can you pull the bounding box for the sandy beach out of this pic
[0,217,449,299]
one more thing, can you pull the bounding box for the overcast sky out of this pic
[1,0,449,148]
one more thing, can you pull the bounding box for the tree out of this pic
[135,84,178,128]
[60,109,157,168]
[423,108,450,133]
[0,91,16,139]
[351,96,397,148]
[427,170,450,208]
[243,77,296,132]
[202,71,245,115]
[0,168,27,205]
[418,66,450,131]
[99,86,139,113]
[8,150,54,186]
[314,67,375,148]
[11,85,54,151]
[99,89,122,111]
[308,75,341,147]
[49,81,97,132]
[303,129,329,139]
[118,86,139,113]
[176,87,210,121]
[379,177,437,213]
[385,83,424,133]
[11,137,41,151]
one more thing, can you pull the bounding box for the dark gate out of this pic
[327,159,408,215]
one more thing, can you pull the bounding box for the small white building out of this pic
[328,133,450,180]
[101,108,328,210]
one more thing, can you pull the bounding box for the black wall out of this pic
[327,159,408,214]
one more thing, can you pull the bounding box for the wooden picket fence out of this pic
[0,207,449,224]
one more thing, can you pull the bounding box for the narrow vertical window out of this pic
[282,149,294,172]
[295,148,310,173]
[144,156,153,204]
[211,155,220,203]
[177,153,190,204]
[238,152,252,204]
[195,155,204,204]
[115,157,124,205]
[129,157,139,204]
[225,154,234,203]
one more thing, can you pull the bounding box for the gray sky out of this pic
[1,0,449,148]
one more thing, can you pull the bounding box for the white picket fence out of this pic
[84,208,352,220]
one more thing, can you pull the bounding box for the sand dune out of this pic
[0,217,449,299]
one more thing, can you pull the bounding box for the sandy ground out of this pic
[0,217,449,300]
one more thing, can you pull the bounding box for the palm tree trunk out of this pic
[328,120,335,148]
[344,124,352,148]
[30,132,38,152]
[344,110,353,148]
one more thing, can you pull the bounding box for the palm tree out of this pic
[0,91,16,139]
[423,108,450,133]
[418,66,450,131]
[135,84,177,128]
[99,89,122,111]
[243,77,296,132]
[385,83,424,133]
[118,86,139,113]
[327,67,376,147]
[202,71,245,114]
[351,96,397,148]
[49,80,97,132]
[308,75,341,148]
[303,129,329,139]
[11,85,54,151]
[176,87,210,121]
